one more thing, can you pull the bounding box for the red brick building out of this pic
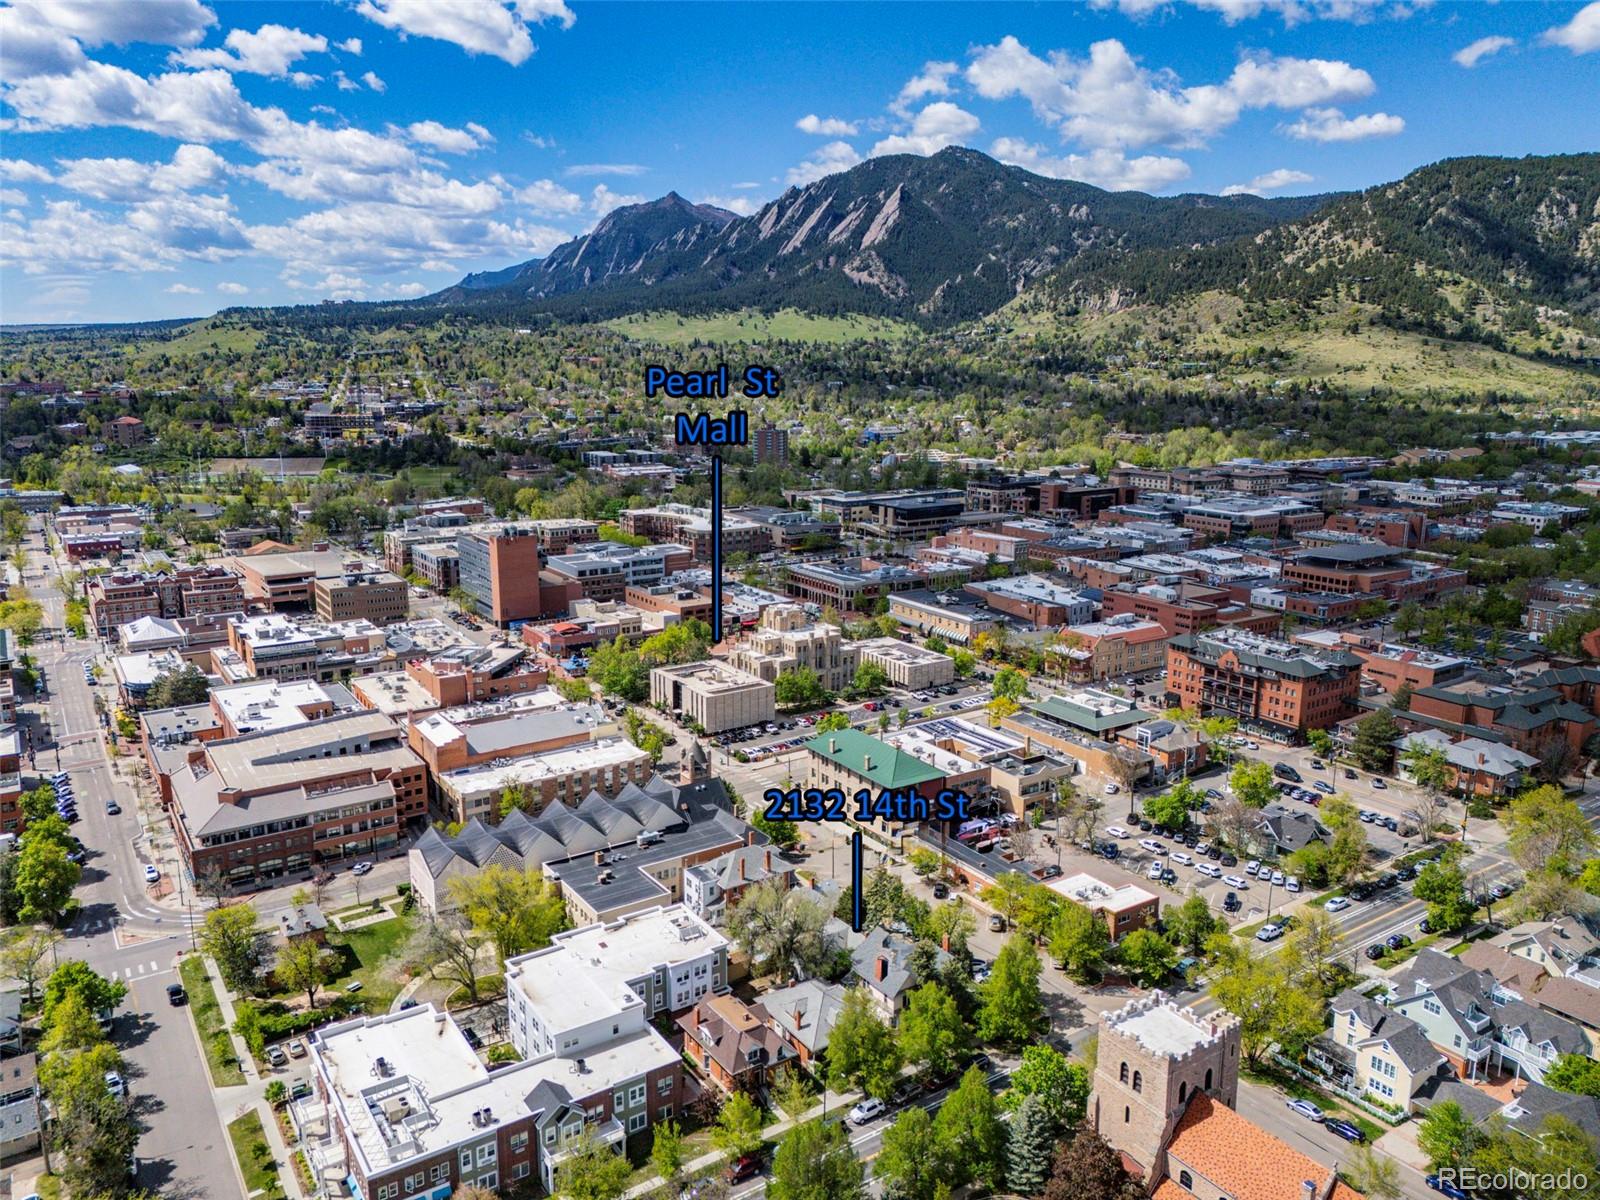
[1166,629,1361,739]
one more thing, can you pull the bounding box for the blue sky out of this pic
[1,0,1597,325]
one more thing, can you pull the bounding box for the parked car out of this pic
[849,1098,886,1125]
[1285,1099,1325,1122]
[1344,768,1358,780]
[1222,874,1248,889]
[1284,875,1302,893]
[1366,944,1387,960]
[1223,892,1241,913]
[1326,897,1351,913]
[290,1079,312,1101]
[1270,870,1285,886]
[931,882,949,899]
[105,800,120,815]
[1490,883,1512,900]
[1387,934,1411,951]
[1314,781,1335,794]
[1147,861,1165,881]
[267,1045,288,1067]
[1245,860,1261,876]
[726,1153,765,1183]
[352,861,373,876]
[1255,924,1284,943]
[988,914,1006,932]
[1219,853,1238,867]
[143,865,159,884]
[1426,1175,1468,1200]
[165,983,187,1006]
[1326,1119,1366,1143]
[104,1071,127,1099]
[1396,865,1417,882]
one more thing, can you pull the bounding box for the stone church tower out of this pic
[1091,992,1242,1179]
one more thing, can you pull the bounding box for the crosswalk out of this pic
[113,960,170,981]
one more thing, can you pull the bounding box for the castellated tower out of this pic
[1091,991,1242,1180]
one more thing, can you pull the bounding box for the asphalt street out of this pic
[19,526,241,1200]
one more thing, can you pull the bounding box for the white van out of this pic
[1139,838,1166,855]
[1105,825,1130,840]
[1170,851,1194,867]
[1196,862,1223,879]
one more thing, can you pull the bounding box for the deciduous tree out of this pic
[277,937,333,1010]
[200,903,269,995]
[728,879,833,984]
[1002,1045,1089,1129]
[446,864,568,964]
[979,934,1044,1047]
[897,982,969,1081]
[711,1092,764,1160]
[769,1116,864,1200]
[1048,899,1110,983]
[932,1065,1007,1192]
[826,987,901,1100]
[1116,928,1177,988]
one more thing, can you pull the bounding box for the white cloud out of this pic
[406,119,490,152]
[217,281,249,293]
[1453,35,1514,67]
[4,0,216,49]
[523,132,556,148]
[1283,106,1404,141]
[1220,167,1314,195]
[785,140,862,186]
[796,114,858,136]
[361,70,386,92]
[353,0,574,66]
[589,184,643,216]
[333,70,360,91]
[382,280,428,297]
[515,178,583,215]
[0,188,27,206]
[731,181,759,189]
[172,24,328,77]
[891,60,959,117]
[1,194,248,277]
[0,6,88,78]
[565,163,647,177]
[991,137,1191,192]
[53,144,228,201]
[250,203,572,276]
[1090,0,1423,25]
[967,35,1375,150]
[165,281,201,293]
[337,37,363,54]
[1542,2,1600,53]
[870,102,979,157]
[0,159,55,184]
[698,193,762,217]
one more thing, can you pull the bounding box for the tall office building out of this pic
[753,425,789,466]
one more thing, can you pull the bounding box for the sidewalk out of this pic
[204,954,310,1200]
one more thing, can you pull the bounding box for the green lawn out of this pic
[322,914,415,1012]
[226,1110,288,1199]
[606,307,917,345]
[179,955,246,1087]
[400,465,460,493]
[1243,1064,1389,1141]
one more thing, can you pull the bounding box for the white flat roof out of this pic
[212,679,330,732]
[439,737,645,800]
[1106,1000,1217,1056]
[1048,872,1156,913]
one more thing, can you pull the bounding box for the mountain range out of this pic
[423,147,1600,347]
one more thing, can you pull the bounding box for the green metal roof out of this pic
[1031,694,1145,734]
[804,728,944,789]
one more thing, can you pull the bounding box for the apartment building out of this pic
[752,425,790,465]
[410,542,460,591]
[784,558,968,612]
[300,1001,679,1200]
[163,710,427,888]
[544,542,692,603]
[456,525,548,626]
[803,728,945,845]
[1344,639,1472,695]
[209,678,340,738]
[964,575,1095,628]
[1322,509,1430,548]
[727,604,857,692]
[408,690,610,776]
[1281,543,1469,602]
[620,504,769,562]
[386,517,597,576]
[725,506,836,550]
[434,737,653,826]
[852,637,955,689]
[649,661,774,734]
[1165,629,1361,738]
[85,565,246,638]
[312,564,408,626]
[223,613,390,683]
[1056,615,1168,682]
[1100,581,1281,639]
[1180,495,1324,541]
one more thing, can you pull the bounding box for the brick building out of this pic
[1165,629,1361,739]
[85,566,246,638]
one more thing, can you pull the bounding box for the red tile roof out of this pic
[1162,1094,1365,1200]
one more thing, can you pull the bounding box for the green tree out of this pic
[1306,728,1336,761]
[775,666,830,709]
[1544,1053,1600,1098]
[587,636,649,701]
[897,982,969,1081]
[951,649,975,678]
[557,1124,632,1200]
[0,926,61,1004]
[826,987,902,1099]
[814,711,849,733]
[1344,1144,1404,1200]
[15,834,79,924]
[1116,929,1177,988]
[980,872,1033,926]
[1320,795,1369,886]
[1229,760,1278,808]
[39,991,104,1057]
[19,785,57,825]
[992,666,1029,701]
[1165,895,1224,957]
[1351,709,1401,772]
[146,664,210,708]
[1503,785,1597,877]
[44,1051,140,1199]
[849,660,889,697]
[200,903,268,995]
[277,938,333,1009]
[1007,1093,1057,1197]
[750,805,801,849]
[711,1091,765,1160]
[1048,899,1111,983]
[932,1065,1007,1192]
[979,934,1044,1047]
[875,1105,946,1200]
[446,864,568,964]
[1143,779,1203,830]
[42,961,126,1028]
[769,1116,864,1200]
[554,676,592,704]
[771,1066,816,1123]
[726,879,832,984]
[648,1118,685,1188]
[1414,855,1477,933]
[1002,1045,1089,1128]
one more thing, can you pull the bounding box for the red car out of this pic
[725,1153,764,1182]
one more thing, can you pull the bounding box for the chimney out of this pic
[746,828,758,847]
[876,955,889,982]
[764,849,772,872]
[828,737,837,754]
[739,856,747,882]
[593,850,604,866]
[1302,1182,1317,1200]
[792,1006,806,1028]
[864,754,874,771]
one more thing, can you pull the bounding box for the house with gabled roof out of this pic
[851,927,948,1019]
[1310,988,1447,1111]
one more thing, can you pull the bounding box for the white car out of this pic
[143,865,160,884]
[849,1097,886,1125]
[104,1071,126,1098]
[1255,924,1284,942]
[1270,870,1286,886]
[1245,860,1261,876]
[1326,897,1351,913]
[1286,1099,1326,1122]
[1105,825,1130,839]
[1170,851,1194,867]
[1147,861,1165,881]
[1195,862,1222,879]
[1103,783,1121,795]
[1222,874,1248,889]
[1285,875,1302,893]
[351,861,373,876]
[1139,838,1165,855]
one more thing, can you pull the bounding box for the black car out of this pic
[1386,933,1411,951]
[1378,873,1400,889]
[1365,944,1386,961]
[462,1027,483,1050]
[1396,865,1417,882]
[1100,844,1120,861]
[166,983,187,1006]
[1205,846,1222,860]
[1382,817,1400,832]
[931,882,949,899]
[1138,820,1153,832]
[1325,1119,1366,1143]
[1183,834,1198,848]
[1219,853,1238,867]
[1349,882,1376,901]
[1223,892,1241,912]
[1419,917,1433,934]
[1344,768,1357,780]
